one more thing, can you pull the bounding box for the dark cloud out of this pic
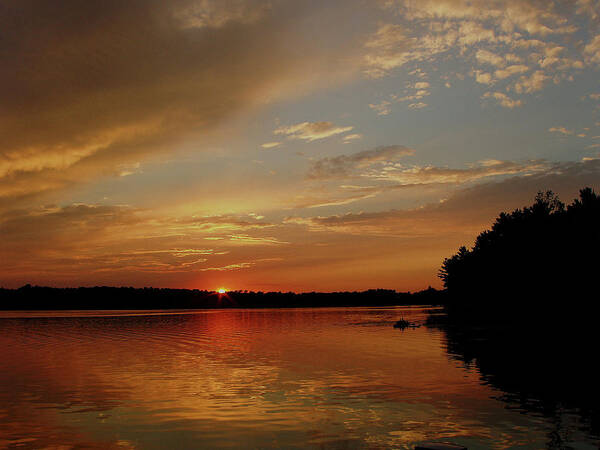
[0,0,358,202]
[291,159,600,236]
[307,145,415,179]
[0,204,141,240]
[307,145,549,183]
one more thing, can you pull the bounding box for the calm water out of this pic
[0,307,596,449]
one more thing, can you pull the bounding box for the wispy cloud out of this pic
[261,142,282,149]
[370,79,431,114]
[308,145,415,179]
[200,262,254,272]
[296,155,556,210]
[274,121,354,142]
[0,205,288,283]
[343,134,363,142]
[0,1,360,203]
[368,159,549,185]
[227,235,288,245]
[288,159,600,237]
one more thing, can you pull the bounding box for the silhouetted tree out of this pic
[431,189,600,443]
[439,188,600,314]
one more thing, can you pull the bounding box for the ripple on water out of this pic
[0,307,597,449]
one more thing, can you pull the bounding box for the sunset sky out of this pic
[1,0,600,292]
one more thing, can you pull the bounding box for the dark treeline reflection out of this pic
[427,316,600,447]
[0,286,444,310]
[431,187,600,447]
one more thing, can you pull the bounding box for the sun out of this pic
[217,288,227,294]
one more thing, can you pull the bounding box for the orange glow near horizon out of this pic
[2,0,600,293]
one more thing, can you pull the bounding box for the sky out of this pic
[1,0,600,292]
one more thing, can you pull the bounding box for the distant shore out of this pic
[0,285,445,310]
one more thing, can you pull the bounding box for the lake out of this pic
[0,307,597,449]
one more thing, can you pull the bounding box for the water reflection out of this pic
[427,312,600,449]
[0,308,596,449]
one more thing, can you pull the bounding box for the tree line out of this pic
[438,187,599,316]
[0,285,444,310]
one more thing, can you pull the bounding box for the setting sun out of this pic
[2,1,600,448]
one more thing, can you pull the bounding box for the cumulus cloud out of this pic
[370,79,432,114]
[363,24,414,78]
[385,0,577,35]
[576,0,600,21]
[482,92,523,108]
[494,64,529,80]
[395,90,431,103]
[273,122,354,142]
[513,70,551,94]
[475,71,494,85]
[413,81,431,89]
[363,0,593,106]
[549,126,573,135]
[365,0,580,75]
[476,49,506,67]
[584,35,600,64]
[369,101,392,116]
[363,21,452,78]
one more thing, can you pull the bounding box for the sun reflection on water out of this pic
[0,307,595,448]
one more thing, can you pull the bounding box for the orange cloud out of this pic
[0,1,361,206]
[2,160,598,291]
